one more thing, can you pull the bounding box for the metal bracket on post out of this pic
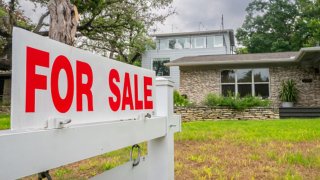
[46,118,72,129]
[130,144,141,167]
[137,113,152,121]
[38,170,52,180]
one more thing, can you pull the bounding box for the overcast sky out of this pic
[18,0,252,36]
[156,0,252,34]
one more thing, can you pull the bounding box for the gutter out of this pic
[165,58,295,67]
[165,47,320,67]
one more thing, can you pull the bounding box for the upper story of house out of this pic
[152,29,235,53]
[141,29,235,88]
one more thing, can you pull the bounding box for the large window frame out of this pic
[220,68,270,98]
[152,58,170,77]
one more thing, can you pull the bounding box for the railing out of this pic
[0,78,181,180]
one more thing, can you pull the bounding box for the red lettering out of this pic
[109,69,121,111]
[134,74,143,110]
[76,61,93,111]
[25,47,49,112]
[51,55,74,113]
[122,73,134,110]
[144,76,153,109]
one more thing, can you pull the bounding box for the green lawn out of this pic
[0,114,10,130]
[1,117,319,179]
[176,119,320,142]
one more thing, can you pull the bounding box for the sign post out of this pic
[0,28,181,180]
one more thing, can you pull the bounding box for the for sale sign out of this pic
[11,28,155,130]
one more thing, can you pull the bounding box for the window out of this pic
[191,36,206,48]
[168,39,176,49]
[153,58,170,76]
[214,35,224,47]
[207,35,225,48]
[176,37,190,49]
[221,69,270,98]
[159,39,169,50]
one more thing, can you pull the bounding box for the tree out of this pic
[0,0,34,70]
[48,0,79,45]
[0,0,173,68]
[236,0,320,53]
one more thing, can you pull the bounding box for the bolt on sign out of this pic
[11,28,155,130]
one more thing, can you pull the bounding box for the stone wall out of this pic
[0,106,10,114]
[269,66,320,107]
[174,107,279,122]
[179,66,320,108]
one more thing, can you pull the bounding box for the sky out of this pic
[155,0,252,34]
[18,0,252,36]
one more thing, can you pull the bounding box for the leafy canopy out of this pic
[0,0,174,67]
[236,0,320,53]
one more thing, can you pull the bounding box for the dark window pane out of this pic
[254,69,269,82]
[238,84,252,97]
[153,59,170,76]
[237,69,252,83]
[255,84,269,98]
[222,85,235,96]
[168,39,176,49]
[221,70,235,83]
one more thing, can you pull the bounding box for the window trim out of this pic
[220,68,270,98]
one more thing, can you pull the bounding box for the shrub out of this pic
[174,90,191,107]
[279,79,298,102]
[204,93,270,110]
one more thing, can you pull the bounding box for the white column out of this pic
[148,77,175,180]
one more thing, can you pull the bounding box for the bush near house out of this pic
[204,93,270,110]
[174,90,192,107]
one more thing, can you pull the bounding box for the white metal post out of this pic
[148,77,175,180]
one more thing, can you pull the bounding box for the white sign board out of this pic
[11,28,155,130]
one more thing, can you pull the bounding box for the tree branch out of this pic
[33,11,49,33]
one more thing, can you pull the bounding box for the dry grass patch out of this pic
[175,140,320,179]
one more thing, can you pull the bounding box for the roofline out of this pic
[166,58,295,67]
[165,47,320,67]
[152,29,234,38]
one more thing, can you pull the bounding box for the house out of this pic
[166,48,320,108]
[142,30,235,88]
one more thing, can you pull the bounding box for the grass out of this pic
[0,114,10,130]
[175,119,320,142]
[175,119,320,179]
[1,116,320,179]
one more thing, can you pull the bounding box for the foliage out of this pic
[203,93,270,110]
[0,0,33,69]
[279,79,298,102]
[174,90,191,107]
[236,0,320,53]
[0,0,173,67]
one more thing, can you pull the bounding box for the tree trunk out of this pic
[48,0,79,46]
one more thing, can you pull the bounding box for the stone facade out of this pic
[180,69,220,104]
[175,107,279,122]
[179,65,320,108]
[269,66,320,107]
